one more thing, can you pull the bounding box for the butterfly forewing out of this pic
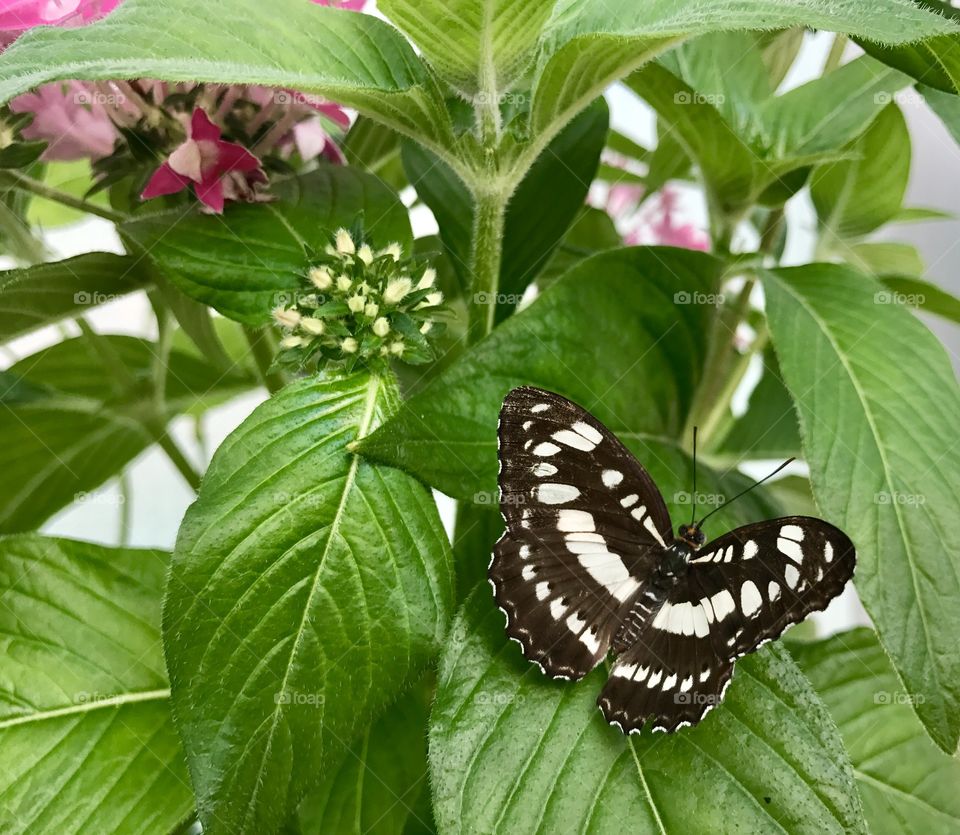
[597,517,855,732]
[490,387,673,679]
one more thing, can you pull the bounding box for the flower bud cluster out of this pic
[272,228,444,372]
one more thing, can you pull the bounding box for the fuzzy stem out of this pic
[466,187,508,345]
[0,170,124,223]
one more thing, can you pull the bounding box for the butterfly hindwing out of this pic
[597,517,855,732]
[490,387,673,680]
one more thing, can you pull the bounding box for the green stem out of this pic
[0,169,124,223]
[466,188,508,345]
[155,430,202,491]
[243,326,286,394]
[118,471,133,546]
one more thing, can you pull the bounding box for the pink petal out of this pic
[189,107,221,142]
[142,162,190,199]
[215,140,261,174]
[168,139,204,182]
[195,176,225,213]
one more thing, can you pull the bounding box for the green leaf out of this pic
[921,83,960,146]
[880,274,960,325]
[0,0,455,154]
[529,0,950,149]
[0,253,153,343]
[163,372,454,833]
[0,535,192,834]
[0,335,253,532]
[811,104,910,239]
[122,166,411,326]
[536,206,621,289]
[762,263,960,753]
[292,680,432,835]
[359,247,722,500]
[381,0,554,98]
[403,98,608,305]
[715,347,803,461]
[891,206,953,224]
[846,241,925,276]
[792,628,960,833]
[452,502,504,605]
[431,588,866,834]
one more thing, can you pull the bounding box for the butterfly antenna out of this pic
[696,457,796,528]
[690,426,698,525]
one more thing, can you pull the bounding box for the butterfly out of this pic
[489,386,856,734]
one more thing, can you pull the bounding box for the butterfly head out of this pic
[677,523,706,550]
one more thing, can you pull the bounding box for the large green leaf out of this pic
[763,263,960,754]
[123,166,411,326]
[431,588,866,834]
[0,0,455,153]
[0,535,192,834]
[0,335,254,532]
[381,0,554,98]
[811,104,910,240]
[402,98,608,305]
[0,253,153,343]
[880,275,960,325]
[922,83,960,147]
[359,247,722,500]
[792,629,960,833]
[291,680,432,835]
[163,372,454,833]
[529,0,951,150]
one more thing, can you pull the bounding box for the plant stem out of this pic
[243,325,286,394]
[466,187,508,345]
[0,169,124,223]
[155,430,202,490]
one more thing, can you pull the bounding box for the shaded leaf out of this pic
[763,263,960,753]
[0,252,153,343]
[163,372,454,833]
[0,535,193,834]
[792,628,960,833]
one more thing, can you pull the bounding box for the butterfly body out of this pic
[490,386,856,734]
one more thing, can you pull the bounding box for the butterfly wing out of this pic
[490,386,674,680]
[598,516,855,732]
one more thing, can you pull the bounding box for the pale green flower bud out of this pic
[273,306,301,329]
[380,242,402,261]
[335,228,356,255]
[357,244,374,265]
[417,268,436,290]
[342,337,358,354]
[383,277,413,305]
[372,317,390,337]
[420,320,433,334]
[336,275,352,293]
[300,317,325,336]
[348,295,367,314]
[280,334,306,349]
[364,302,379,318]
[389,340,405,356]
[309,266,333,291]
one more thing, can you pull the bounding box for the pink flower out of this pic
[142,109,265,213]
[0,0,119,34]
[600,183,710,252]
[10,80,117,160]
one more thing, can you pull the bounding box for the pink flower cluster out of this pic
[602,183,710,251]
[2,0,364,212]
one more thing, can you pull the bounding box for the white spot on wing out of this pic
[643,516,667,547]
[537,483,581,504]
[550,598,568,620]
[652,603,671,631]
[602,469,623,487]
[711,589,735,621]
[743,540,758,560]
[680,676,693,693]
[552,429,595,451]
[647,669,663,688]
[741,580,762,617]
[780,524,804,541]
[532,462,558,477]
[768,580,781,601]
[824,541,834,563]
[519,545,531,559]
[700,668,710,682]
[576,551,639,602]
[785,564,800,589]
[777,537,803,563]
[662,673,678,690]
[522,420,533,430]
[531,403,550,413]
[620,494,638,507]
[573,421,603,444]
[533,442,561,456]
[536,582,550,601]
[692,604,710,637]
[614,663,636,679]
[557,509,595,532]
[580,630,600,654]
[522,565,536,581]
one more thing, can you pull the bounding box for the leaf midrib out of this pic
[0,688,170,730]
[238,373,383,830]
